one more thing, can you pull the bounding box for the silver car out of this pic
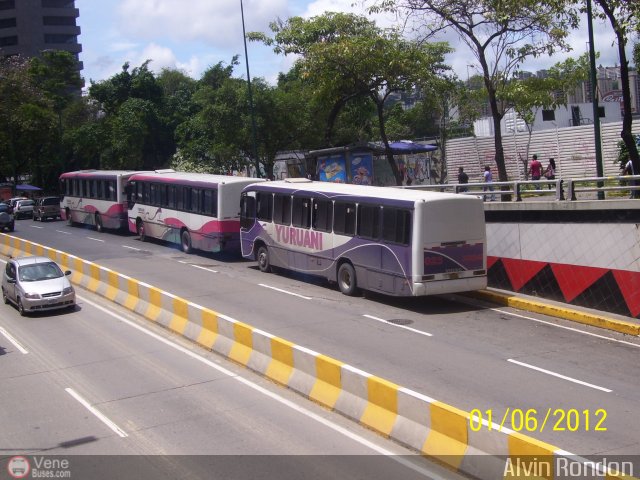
[2,256,76,316]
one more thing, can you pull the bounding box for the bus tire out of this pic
[337,262,358,296]
[95,214,103,233]
[181,230,192,254]
[137,220,146,242]
[257,245,271,273]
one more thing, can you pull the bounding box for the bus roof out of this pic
[129,171,266,186]
[59,170,151,179]
[245,179,478,203]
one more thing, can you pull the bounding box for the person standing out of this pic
[457,166,469,192]
[544,158,556,189]
[483,165,495,201]
[529,154,542,180]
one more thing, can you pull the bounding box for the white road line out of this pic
[64,387,128,437]
[259,284,312,300]
[191,264,218,273]
[77,295,443,477]
[86,237,105,243]
[56,230,72,235]
[122,245,142,251]
[493,308,640,349]
[507,359,612,393]
[0,327,29,354]
[363,314,433,337]
[30,225,44,229]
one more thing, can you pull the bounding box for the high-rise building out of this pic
[0,0,82,70]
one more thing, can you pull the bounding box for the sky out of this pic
[75,0,632,90]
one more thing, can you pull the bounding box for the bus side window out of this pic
[357,204,380,240]
[334,202,356,236]
[240,194,256,230]
[273,194,292,225]
[256,192,272,221]
[312,199,332,232]
[382,208,411,245]
[292,196,311,229]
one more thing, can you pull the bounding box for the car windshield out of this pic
[18,262,64,282]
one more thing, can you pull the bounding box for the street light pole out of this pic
[586,0,604,199]
[240,0,260,178]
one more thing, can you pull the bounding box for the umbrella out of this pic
[15,184,42,191]
[389,141,438,153]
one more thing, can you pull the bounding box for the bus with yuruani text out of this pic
[126,170,265,253]
[240,178,486,296]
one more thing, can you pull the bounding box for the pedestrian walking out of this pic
[483,165,495,201]
[544,158,556,189]
[457,166,469,192]
[529,154,542,181]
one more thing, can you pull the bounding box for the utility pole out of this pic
[586,0,604,199]
[240,0,260,178]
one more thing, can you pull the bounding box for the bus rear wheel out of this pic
[337,263,358,296]
[181,230,192,254]
[137,220,146,242]
[257,245,271,273]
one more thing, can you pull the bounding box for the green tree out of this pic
[372,0,580,190]
[251,12,451,184]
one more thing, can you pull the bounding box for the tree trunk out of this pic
[374,97,402,185]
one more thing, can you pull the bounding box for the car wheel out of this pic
[95,214,103,233]
[337,262,358,296]
[137,220,146,242]
[2,288,8,305]
[181,230,192,254]
[257,245,271,273]
[17,298,26,316]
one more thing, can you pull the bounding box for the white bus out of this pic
[240,179,487,296]
[126,171,265,254]
[60,170,149,232]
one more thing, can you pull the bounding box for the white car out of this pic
[2,256,75,316]
[14,199,35,219]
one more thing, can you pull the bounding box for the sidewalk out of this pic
[467,287,640,337]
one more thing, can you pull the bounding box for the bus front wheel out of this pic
[181,230,192,254]
[257,245,271,273]
[337,263,358,296]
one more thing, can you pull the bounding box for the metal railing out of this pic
[403,174,640,202]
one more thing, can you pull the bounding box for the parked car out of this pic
[14,199,35,219]
[33,196,61,221]
[0,203,15,232]
[2,256,75,316]
[6,197,27,209]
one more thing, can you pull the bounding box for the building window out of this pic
[542,109,555,121]
[598,106,606,118]
[44,33,76,44]
[0,18,16,28]
[41,0,74,7]
[0,35,17,46]
[0,0,15,11]
[43,16,76,26]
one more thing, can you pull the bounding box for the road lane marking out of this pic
[56,230,72,235]
[363,314,433,337]
[259,284,312,300]
[0,326,29,354]
[78,295,448,477]
[65,387,128,437]
[86,237,105,243]
[493,308,640,349]
[122,245,142,251]
[177,261,218,273]
[507,359,612,393]
[30,225,44,229]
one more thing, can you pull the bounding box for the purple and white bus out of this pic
[60,170,149,232]
[126,171,265,254]
[240,178,487,296]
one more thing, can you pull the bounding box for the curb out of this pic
[469,290,640,337]
[1,234,634,480]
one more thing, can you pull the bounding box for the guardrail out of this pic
[404,174,640,201]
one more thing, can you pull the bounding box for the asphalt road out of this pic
[0,280,466,480]
[5,219,640,458]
